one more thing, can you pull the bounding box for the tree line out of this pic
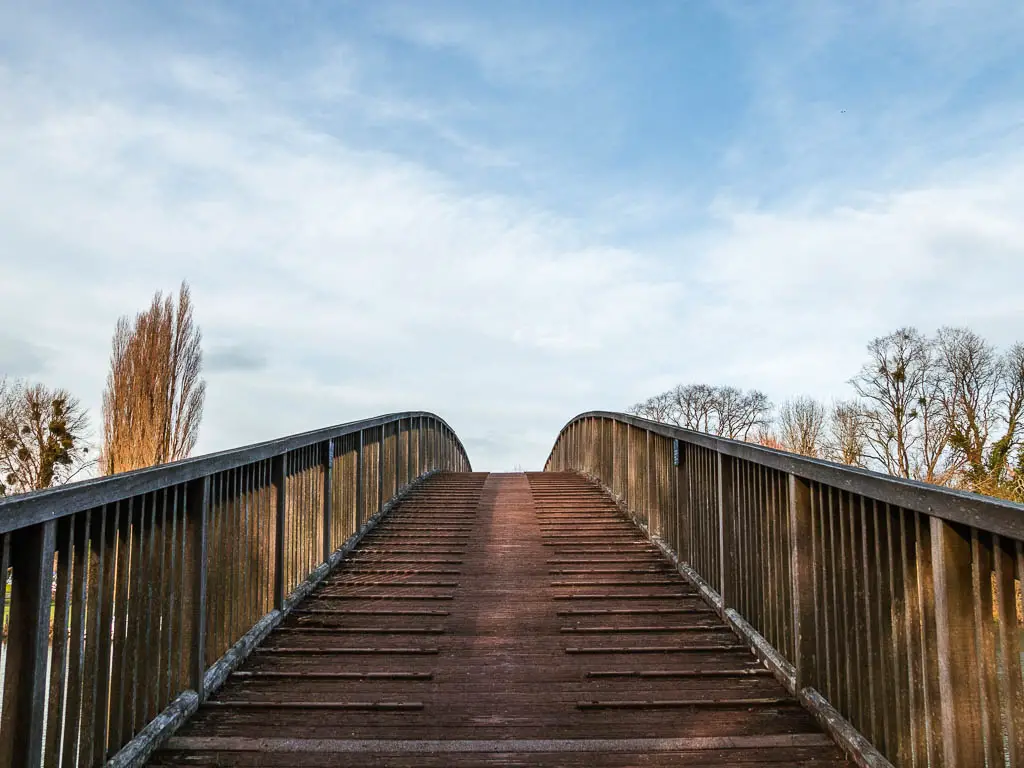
[628,327,1024,503]
[0,282,205,496]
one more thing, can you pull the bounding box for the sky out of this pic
[2,1,1023,471]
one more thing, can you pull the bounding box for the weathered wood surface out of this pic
[151,472,848,766]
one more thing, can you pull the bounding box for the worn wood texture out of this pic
[151,472,848,767]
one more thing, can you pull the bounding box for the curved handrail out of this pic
[547,411,1024,539]
[0,411,470,767]
[545,411,1024,768]
[0,411,470,534]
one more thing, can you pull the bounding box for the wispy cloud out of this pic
[0,29,679,468]
[1,2,1023,470]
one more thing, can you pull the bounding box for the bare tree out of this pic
[713,386,773,440]
[667,384,718,431]
[777,396,827,457]
[0,378,92,495]
[825,399,868,467]
[936,328,1024,498]
[101,281,206,475]
[627,391,675,422]
[851,328,928,478]
[626,383,771,441]
[914,338,955,484]
[995,343,1024,496]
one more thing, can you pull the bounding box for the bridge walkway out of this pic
[151,472,850,766]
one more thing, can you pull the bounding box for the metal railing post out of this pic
[406,418,412,488]
[356,430,364,529]
[789,473,816,690]
[0,519,57,767]
[322,440,333,562]
[932,517,986,766]
[377,426,385,514]
[186,476,210,700]
[272,455,287,611]
[717,452,735,607]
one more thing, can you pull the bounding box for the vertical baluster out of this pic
[860,497,882,750]
[140,490,160,728]
[356,431,364,529]
[166,487,180,709]
[836,491,852,719]
[258,463,268,617]
[717,452,734,608]
[273,455,286,611]
[789,474,816,691]
[971,529,1001,766]
[110,501,133,754]
[814,485,829,698]
[0,519,56,767]
[993,535,1024,767]
[250,464,259,623]
[186,476,210,701]
[62,511,89,768]
[378,427,385,515]
[44,517,74,765]
[89,507,117,765]
[177,485,190,696]
[229,468,240,645]
[155,488,170,717]
[915,512,942,766]
[886,504,909,764]
[932,517,985,766]
[847,495,867,741]
[207,475,221,662]
[239,465,251,637]
[901,509,924,766]
[871,501,895,757]
[324,440,334,562]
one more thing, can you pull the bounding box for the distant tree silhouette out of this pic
[627,326,1024,502]
[629,384,772,441]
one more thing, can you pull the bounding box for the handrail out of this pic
[546,411,1024,768]
[0,412,470,767]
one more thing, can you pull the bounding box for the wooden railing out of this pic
[0,412,469,767]
[546,412,1024,768]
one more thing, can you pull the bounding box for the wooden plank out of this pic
[789,474,816,690]
[0,520,56,767]
[152,472,848,767]
[931,517,985,766]
[43,517,73,765]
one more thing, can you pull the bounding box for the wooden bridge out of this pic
[0,412,1021,767]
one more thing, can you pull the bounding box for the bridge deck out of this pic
[153,472,850,766]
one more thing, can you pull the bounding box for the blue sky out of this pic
[2,1,1023,470]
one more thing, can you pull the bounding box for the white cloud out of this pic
[2,4,1023,473]
[0,44,680,470]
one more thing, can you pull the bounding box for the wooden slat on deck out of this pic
[151,472,850,767]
